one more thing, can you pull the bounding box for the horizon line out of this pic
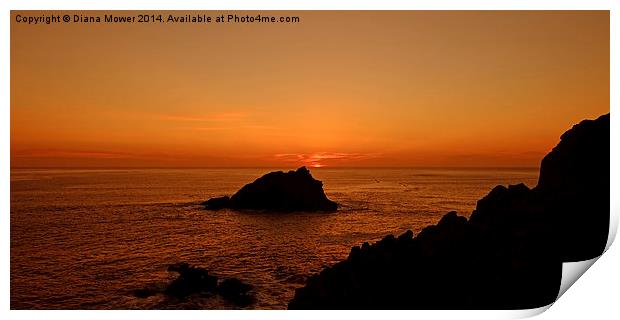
[10,165,541,170]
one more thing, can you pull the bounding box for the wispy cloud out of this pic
[11,149,202,164]
[153,111,281,133]
[190,124,280,132]
[13,150,136,159]
[155,112,250,123]
[274,152,381,167]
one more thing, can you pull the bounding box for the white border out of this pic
[2,1,618,320]
[0,0,616,10]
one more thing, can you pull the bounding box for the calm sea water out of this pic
[10,167,538,309]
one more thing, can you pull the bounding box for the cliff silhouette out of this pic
[288,113,610,309]
[203,166,337,212]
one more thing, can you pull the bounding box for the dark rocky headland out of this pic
[203,166,337,212]
[288,113,610,309]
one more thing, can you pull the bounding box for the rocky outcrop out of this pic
[203,167,337,212]
[164,262,218,298]
[535,114,610,261]
[217,278,255,306]
[134,262,256,306]
[202,196,231,211]
[288,113,609,309]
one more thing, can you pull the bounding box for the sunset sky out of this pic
[11,11,609,168]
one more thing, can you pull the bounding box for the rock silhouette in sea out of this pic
[203,166,338,212]
[217,278,255,306]
[164,262,218,298]
[288,113,609,309]
[134,262,256,306]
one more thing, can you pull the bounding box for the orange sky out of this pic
[11,11,609,168]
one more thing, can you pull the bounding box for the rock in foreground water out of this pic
[133,262,256,307]
[164,262,218,298]
[217,278,255,306]
[203,167,337,212]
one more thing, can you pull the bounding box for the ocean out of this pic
[10,167,539,309]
